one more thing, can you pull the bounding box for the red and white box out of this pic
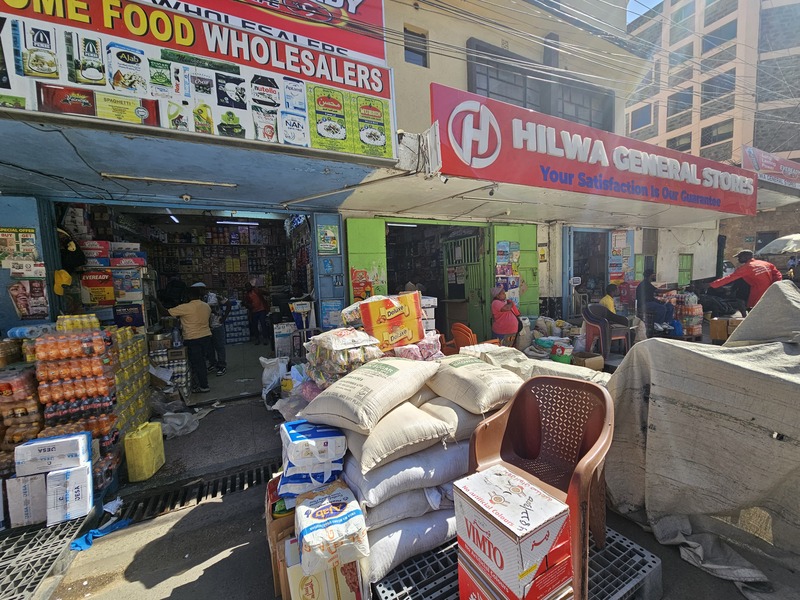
[458,554,572,600]
[454,465,572,600]
[110,257,146,267]
[78,240,111,257]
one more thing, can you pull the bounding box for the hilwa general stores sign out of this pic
[431,84,756,215]
[0,0,394,159]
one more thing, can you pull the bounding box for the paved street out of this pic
[48,483,800,600]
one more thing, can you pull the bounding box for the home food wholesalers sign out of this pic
[0,0,394,159]
[431,83,756,215]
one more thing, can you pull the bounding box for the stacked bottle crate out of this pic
[114,330,150,435]
[225,302,251,344]
[675,292,703,337]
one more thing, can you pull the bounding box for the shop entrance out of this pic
[53,202,316,405]
[563,228,611,318]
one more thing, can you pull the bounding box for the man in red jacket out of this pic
[709,249,782,312]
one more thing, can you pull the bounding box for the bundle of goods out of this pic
[385,330,443,361]
[224,302,250,344]
[0,339,22,368]
[675,292,703,337]
[7,432,94,527]
[304,328,383,389]
[300,355,524,583]
[534,316,570,338]
[277,419,347,499]
[358,293,424,353]
[0,368,42,451]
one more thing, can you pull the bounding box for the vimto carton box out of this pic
[454,465,572,600]
[458,554,572,600]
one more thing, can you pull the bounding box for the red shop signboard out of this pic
[430,84,756,216]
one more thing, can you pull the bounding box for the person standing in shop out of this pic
[157,287,212,393]
[243,282,272,347]
[491,286,520,346]
[192,282,231,377]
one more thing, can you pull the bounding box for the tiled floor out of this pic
[186,340,273,407]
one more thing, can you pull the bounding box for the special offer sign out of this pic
[431,84,757,216]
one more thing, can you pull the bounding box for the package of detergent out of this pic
[277,457,344,498]
[280,419,347,467]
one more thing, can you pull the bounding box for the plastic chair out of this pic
[451,323,499,350]
[582,304,630,358]
[438,330,458,356]
[469,376,614,600]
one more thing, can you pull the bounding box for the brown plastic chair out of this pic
[451,323,500,350]
[469,375,614,600]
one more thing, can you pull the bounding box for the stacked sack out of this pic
[301,354,523,583]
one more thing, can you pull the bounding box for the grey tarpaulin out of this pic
[606,281,800,599]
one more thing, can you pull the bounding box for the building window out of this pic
[467,39,614,131]
[678,254,694,287]
[404,28,429,67]
[701,70,735,103]
[667,89,693,117]
[701,119,733,146]
[630,105,652,130]
[703,20,737,54]
[667,133,692,152]
[669,42,694,67]
[673,1,696,26]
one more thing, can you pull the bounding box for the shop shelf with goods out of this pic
[225,303,251,344]
[148,345,192,399]
[674,292,704,339]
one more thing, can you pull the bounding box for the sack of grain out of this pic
[295,480,369,576]
[363,488,437,530]
[419,397,491,442]
[343,441,468,507]
[427,355,523,414]
[365,509,457,583]
[406,384,438,408]
[345,403,453,473]
[300,358,439,433]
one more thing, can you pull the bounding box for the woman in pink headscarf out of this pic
[490,286,520,345]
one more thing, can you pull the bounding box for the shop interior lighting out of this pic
[216,220,260,226]
[100,173,238,188]
[165,208,179,224]
[387,223,418,228]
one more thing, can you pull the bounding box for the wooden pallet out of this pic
[680,334,703,342]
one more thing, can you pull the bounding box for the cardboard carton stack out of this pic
[5,433,93,528]
[710,317,745,343]
[454,465,573,600]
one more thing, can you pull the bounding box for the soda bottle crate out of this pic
[372,528,662,600]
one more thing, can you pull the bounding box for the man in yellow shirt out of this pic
[158,286,213,393]
[599,284,618,314]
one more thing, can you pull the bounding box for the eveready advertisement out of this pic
[431,84,756,216]
[742,146,800,192]
[0,1,394,159]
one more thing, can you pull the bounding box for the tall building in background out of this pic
[626,0,800,164]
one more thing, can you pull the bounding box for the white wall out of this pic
[655,222,719,282]
[537,223,564,298]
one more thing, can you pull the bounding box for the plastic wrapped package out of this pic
[417,331,442,359]
[392,344,422,361]
[340,297,391,326]
[308,328,380,351]
[306,364,343,389]
[306,343,383,374]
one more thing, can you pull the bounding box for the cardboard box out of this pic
[110,257,146,267]
[84,257,111,267]
[458,554,572,600]
[422,307,436,319]
[111,251,147,260]
[285,536,364,600]
[359,293,422,329]
[709,318,730,341]
[167,347,187,361]
[421,295,438,308]
[366,316,425,352]
[78,240,111,255]
[727,318,745,335]
[81,248,108,259]
[454,465,571,600]
[423,318,436,331]
[15,432,91,477]
[81,270,115,305]
[6,474,47,527]
[571,352,604,371]
[266,477,296,597]
[0,479,5,531]
[110,242,141,251]
[46,463,93,526]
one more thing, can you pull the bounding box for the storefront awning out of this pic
[0,115,397,212]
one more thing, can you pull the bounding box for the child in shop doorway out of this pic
[243,282,272,347]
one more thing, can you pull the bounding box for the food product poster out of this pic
[0,4,395,160]
[316,225,340,256]
[509,242,520,264]
[8,279,48,319]
[447,267,456,284]
[496,241,510,265]
[320,298,345,330]
[0,227,37,264]
[538,243,548,263]
[9,260,45,279]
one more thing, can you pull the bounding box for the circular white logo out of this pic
[447,100,501,169]
[134,106,149,120]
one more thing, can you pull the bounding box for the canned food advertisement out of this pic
[0,1,395,160]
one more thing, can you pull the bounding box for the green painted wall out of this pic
[346,218,388,302]
[491,224,539,320]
